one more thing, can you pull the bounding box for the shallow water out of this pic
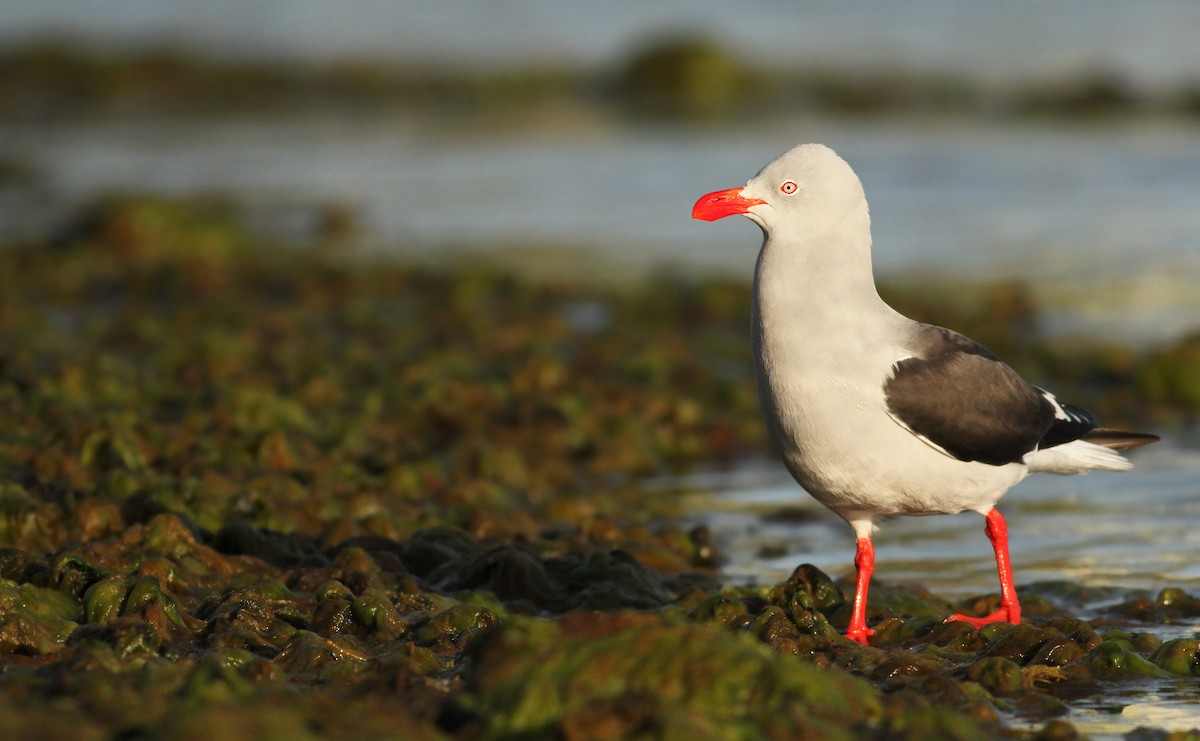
[677,443,1199,599]
[3,115,1198,343]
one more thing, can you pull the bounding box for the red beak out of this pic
[691,187,766,221]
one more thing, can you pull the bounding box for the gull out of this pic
[693,143,1159,644]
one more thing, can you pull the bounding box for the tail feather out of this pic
[1026,439,1136,474]
[1081,428,1160,451]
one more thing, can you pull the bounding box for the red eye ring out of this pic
[780,180,798,195]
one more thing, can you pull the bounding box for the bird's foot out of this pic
[844,625,875,646]
[944,605,1019,629]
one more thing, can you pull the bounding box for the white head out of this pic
[692,143,868,242]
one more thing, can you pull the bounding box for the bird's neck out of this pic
[753,203,894,331]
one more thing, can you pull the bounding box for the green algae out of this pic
[3,514,1199,737]
[458,613,886,740]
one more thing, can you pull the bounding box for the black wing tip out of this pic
[1080,429,1161,450]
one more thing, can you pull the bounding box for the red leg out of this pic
[946,508,1022,628]
[845,537,875,645]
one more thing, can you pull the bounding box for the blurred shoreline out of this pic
[1,41,1199,124]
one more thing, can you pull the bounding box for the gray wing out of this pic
[884,326,1056,466]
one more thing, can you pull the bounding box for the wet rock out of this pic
[922,619,984,653]
[314,579,354,602]
[213,522,321,568]
[197,586,301,651]
[1107,629,1163,653]
[83,576,130,624]
[185,647,285,699]
[1028,634,1086,666]
[871,652,947,684]
[425,544,675,613]
[1148,638,1200,676]
[688,593,749,628]
[979,623,1069,665]
[351,588,406,637]
[763,577,840,633]
[273,629,368,677]
[882,707,994,741]
[1042,617,1101,651]
[745,605,802,651]
[557,550,678,611]
[67,616,162,658]
[1084,638,1174,679]
[123,574,205,642]
[829,581,955,635]
[966,656,1024,696]
[426,542,561,609]
[0,547,42,584]
[310,598,355,636]
[1005,690,1071,720]
[0,577,80,654]
[1034,718,1081,740]
[1155,586,1200,617]
[769,563,844,613]
[873,615,942,646]
[459,612,886,738]
[396,527,484,577]
[415,604,498,653]
[1111,596,1167,623]
[48,550,105,598]
[0,610,71,655]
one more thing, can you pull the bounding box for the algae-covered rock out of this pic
[689,593,751,628]
[1148,638,1200,676]
[417,536,675,613]
[415,604,498,653]
[745,605,804,651]
[1084,638,1174,679]
[979,623,1071,665]
[459,612,885,739]
[769,563,844,613]
[0,578,80,654]
[966,656,1025,697]
[83,576,130,624]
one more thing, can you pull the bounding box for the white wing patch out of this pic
[1036,387,1093,426]
[1040,388,1071,421]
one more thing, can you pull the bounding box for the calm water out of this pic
[3,115,1198,343]
[677,444,1200,596]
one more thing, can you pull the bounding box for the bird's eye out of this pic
[780,181,798,195]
